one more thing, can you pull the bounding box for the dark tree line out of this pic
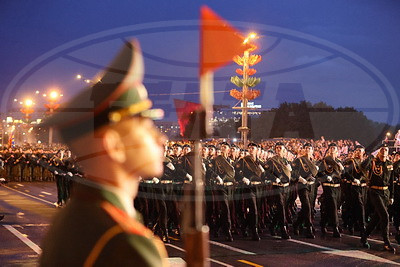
[215,101,396,151]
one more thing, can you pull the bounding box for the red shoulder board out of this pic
[101,202,153,238]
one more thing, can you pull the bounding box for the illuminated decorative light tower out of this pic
[44,90,62,145]
[20,99,34,122]
[230,32,261,148]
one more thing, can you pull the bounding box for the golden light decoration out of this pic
[230,89,261,101]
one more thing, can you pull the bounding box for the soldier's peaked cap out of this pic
[303,142,313,148]
[355,144,365,149]
[328,143,338,148]
[275,142,285,147]
[41,40,163,142]
[220,142,230,147]
[248,142,258,148]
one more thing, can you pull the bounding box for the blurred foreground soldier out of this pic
[291,143,318,238]
[39,40,168,266]
[361,144,396,253]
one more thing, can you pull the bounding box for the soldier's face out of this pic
[394,154,400,162]
[305,146,313,156]
[221,145,230,154]
[183,147,191,154]
[174,147,182,156]
[354,148,364,158]
[201,147,209,157]
[379,147,389,158]
[249,146,258,156]
[275,145,285,157]
[329,146,338,157]
[121,117,166,178]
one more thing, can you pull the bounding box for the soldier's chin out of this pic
[139,163,163,178]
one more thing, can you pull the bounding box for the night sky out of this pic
[1,0,399,125]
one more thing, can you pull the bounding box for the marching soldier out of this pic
[361,144,396,253]
[265,142,292,239]
[392,152,400,244]
[318,143,344,238]
[235,143,264,241]
[343,145,368,235]
[213,142,235,241]
[291,142,318,238]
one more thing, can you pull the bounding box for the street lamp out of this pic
[20,98,34,122]
[44,90,62,146]
[76,74,101,84]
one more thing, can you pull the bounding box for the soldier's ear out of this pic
[102,129,126,164]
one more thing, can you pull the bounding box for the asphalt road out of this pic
[1,182,400,266]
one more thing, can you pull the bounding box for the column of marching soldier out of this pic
[135,141,400,254]
[0,147,82,207]
[1,140,400,254]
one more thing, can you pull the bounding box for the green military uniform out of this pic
[40,181,168,266]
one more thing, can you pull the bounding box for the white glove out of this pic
[316,166,319,171]
[54,170,58,175]
[166,162,175,171]
[216,176,223,185]
[286,164,292,172]
[242,177,250,185]
[67,172,73,177]
[298,177,307,184]
[202,162,207,172]
[390,198,394,205]
[259,165,265,173]
[338,163,344,171]
[275,178,281,184]
[186,173,193,182]
[326,176,332,182]
[354,179,361,185]
[152,177,160,184]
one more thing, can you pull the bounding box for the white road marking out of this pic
[16,184,24,187]
[342,232,399,246]
[3,185,56,206]
[167,257,186,266]
[324,250,400,265]
[209,240,256,255]
[289,238,400,265]
[3,225,42,254]
[166,243,234,267]
[40,191,52,196]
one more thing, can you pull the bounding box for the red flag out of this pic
[174,99,202,137]
[200,6,254,75]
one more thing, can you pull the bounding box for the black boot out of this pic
[305,226,315,239]
[269,225,277,236]
[162,229,170,243]
[360,234,370,249]
[225,230,234,242]
[252,228,260,241]
[383,243,396,254]
[321,226,327,235]
[293,222,299,236]
[333,227,341,238]
[281,226,291,240]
